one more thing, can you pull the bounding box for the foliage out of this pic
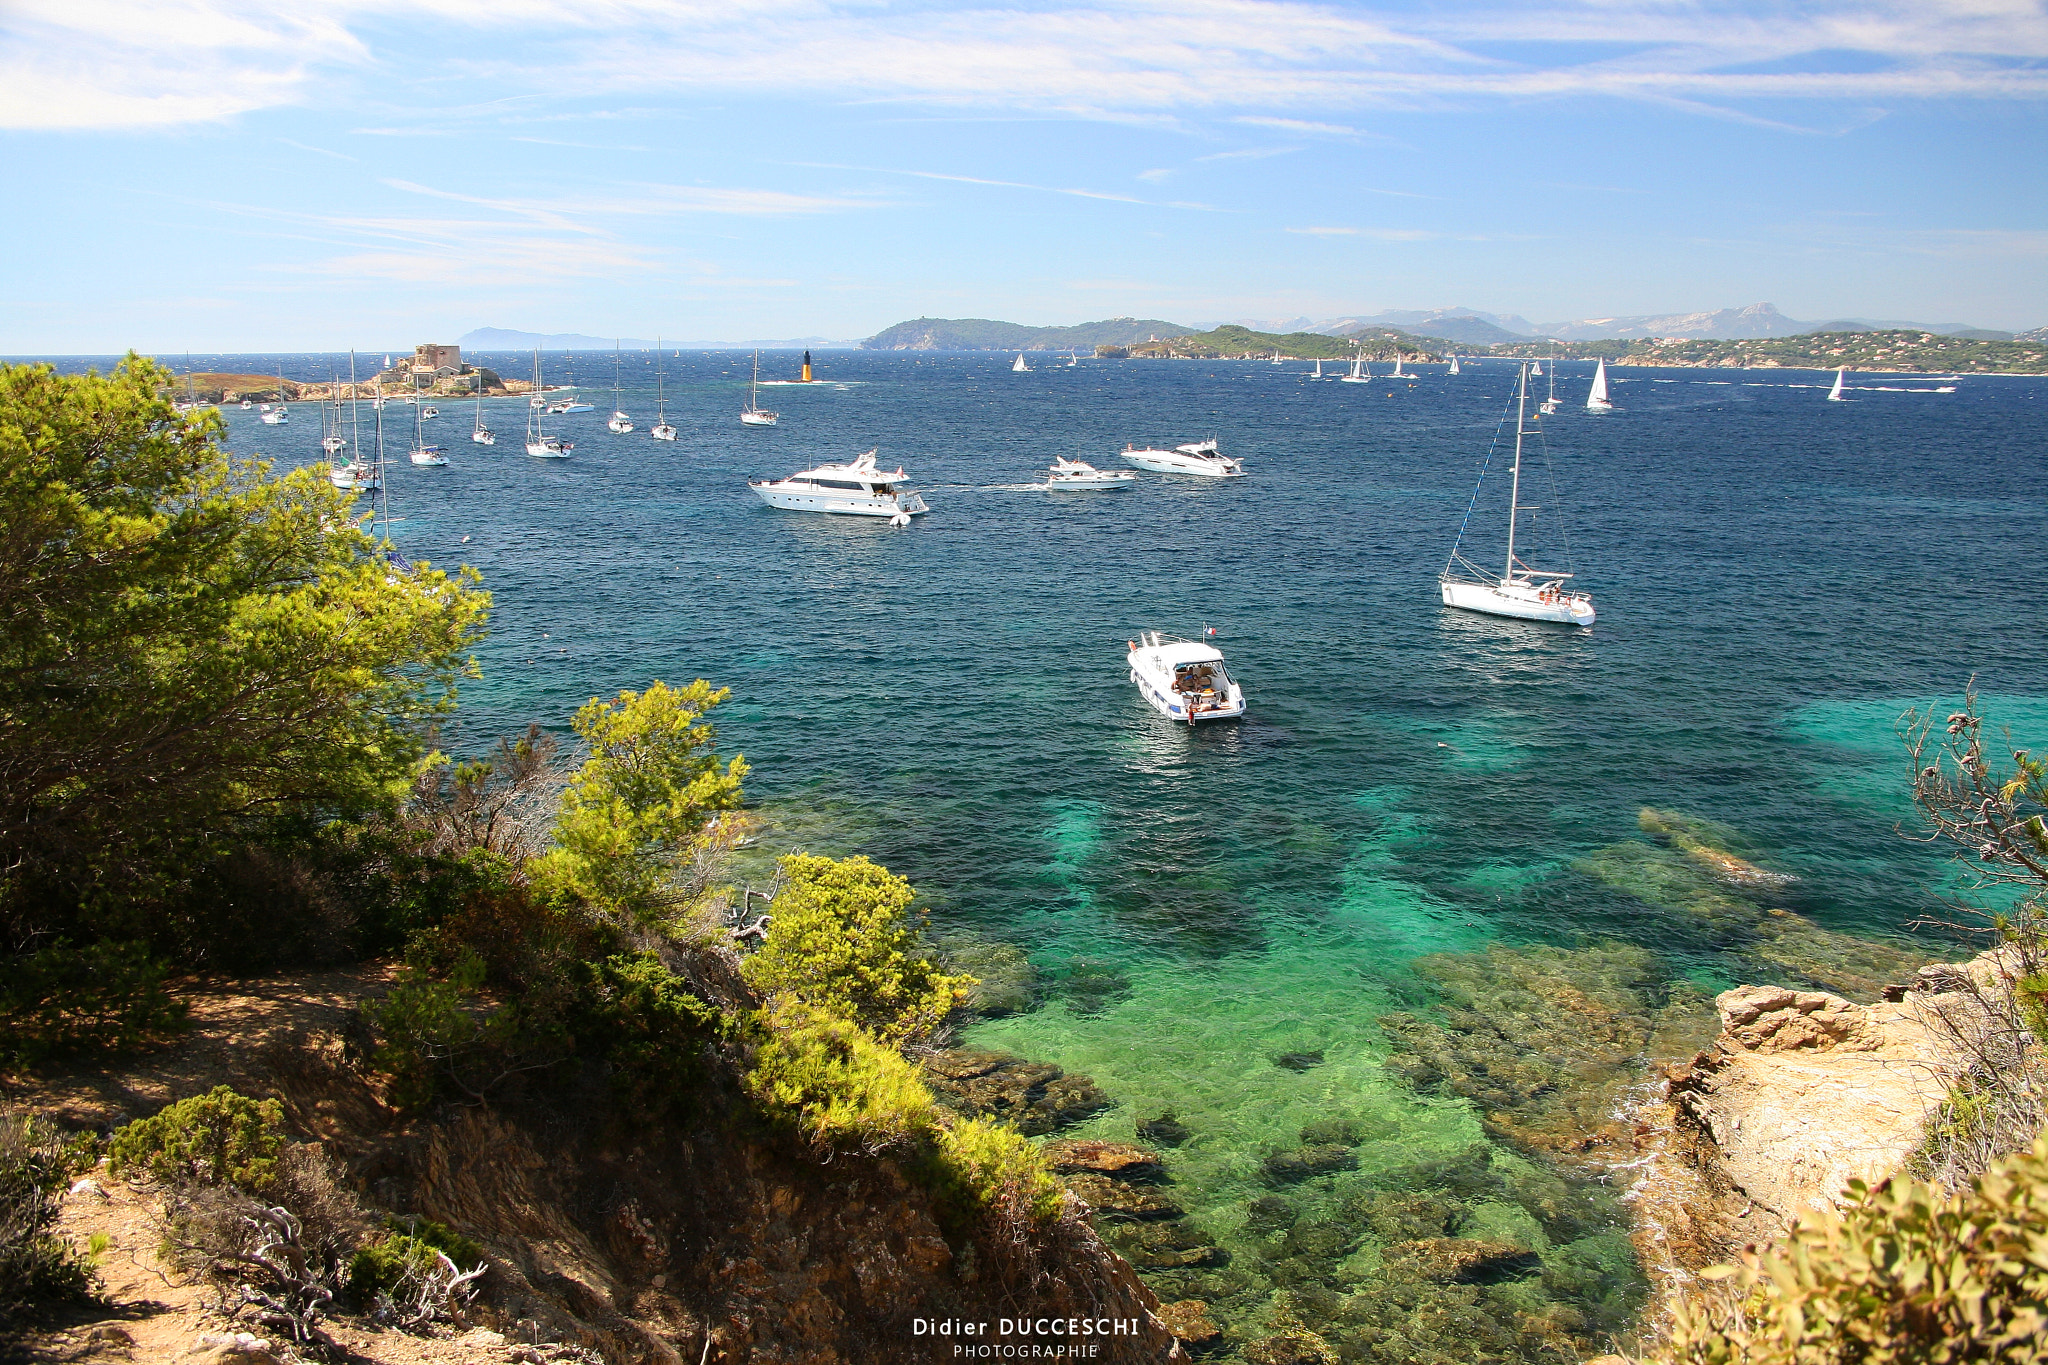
[929,1117,1064,1223]
[741,853,972,1046]
[0,938,187,1068]
[365,954,566,1110]
[1662,1138,2048,1363]
[348,1216,486,1322]
[1126,323,1453,361]
[0,355,488,959]
[110,1085,284,1190]
[742,1000,940,1153]
[402,724,568,864]
[532,680,747,922]
[0,1109,100,1314]
[573,952,725,1121]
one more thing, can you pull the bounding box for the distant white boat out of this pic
[410,444,448,466]
[240,399,254,410]
[471,386,494,445]
[261,366,289,423]
[741,351,778,427]
[1012,352,1031,373]
[1313,359,1324,379]
[1440,362,1595,626]
[1126,630,1245,724]
[1540,353,1560,414]
[1448,355,1461,375]
[608,342,633,432]
[1585,358,1615,412]
[651,338,677,441]
[1044,456,1135,489]
[329,459,380,491]
[1271,349,1283,365]
[749,449,927,523]
[1340,353,1372,384]
[1067,350,1080,367]
[1391,354,1409,378]
[1827,368,1847,402]
[1531,360,1543,376]
[1121,438,1245,478]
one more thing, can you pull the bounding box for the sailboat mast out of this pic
[348,352,360,461]
[1505,362,1528,584]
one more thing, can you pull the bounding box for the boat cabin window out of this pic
[816,478,867,491]
[1173,662,1228,691]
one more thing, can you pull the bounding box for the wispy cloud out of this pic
[1194,146,1299,162]
[277,137,357,161]
[9,0,2046,132]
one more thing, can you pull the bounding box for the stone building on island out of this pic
[412,343,461,377]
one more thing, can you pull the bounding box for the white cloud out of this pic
[5,0,2047,131]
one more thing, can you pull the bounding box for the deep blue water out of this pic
[23,346,2048,1337]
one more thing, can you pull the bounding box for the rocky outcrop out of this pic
[922,1048,1112,1135]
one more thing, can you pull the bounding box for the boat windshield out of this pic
[1173,661,1230,692]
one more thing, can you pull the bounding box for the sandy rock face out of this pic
[1672,981,1948,1224]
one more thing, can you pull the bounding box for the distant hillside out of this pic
[1484,329,2048,373]
[2019,326,2048,343]
[861,317,1195,351]
[1119,324,1453,361]
[1530,302,2006,343]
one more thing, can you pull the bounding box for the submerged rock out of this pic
[1352,1190,1465,1242]
[1384,1237,1542,1284]
[921,1048,1110,1135]
[1066,1173,1184,1222]
[1042,1138,1164,1181]
[1157,1298,1224,1353]
[1137,1111,1192,1147]
[1112,1219,1227,1269]
[1298,1117,1373,1147]
[1243,1194,1298,1234]
[940,939,1038,1016]
[1057,958,1132,1016]
[1260,1144,1357,1186]
[1272,1050,1324,1072]
[1242,1329,1337,1365]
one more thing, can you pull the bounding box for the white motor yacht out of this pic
[749,449,929,523]
[1044,456,1135,489]
[1120,438,1245,478]
[1126,631,1245,724]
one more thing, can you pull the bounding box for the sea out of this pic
[23,347,2048,1351]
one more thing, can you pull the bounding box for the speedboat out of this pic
[749,449,929,524]
[328,460,381,491]
[1126,631,1245,724]
[1044,456,1134,489]
[410,444,448,467]
[1120,438,1245,478]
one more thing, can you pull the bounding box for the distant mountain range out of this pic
[1227,303,2011,343]
[1229,309,1535,346]
[862,317,1196,350]
[457,327,856,351]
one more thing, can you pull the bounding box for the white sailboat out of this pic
[1391,353,1409,378]
[1448,354,1461,375]
[471,385,495,445]
[1540,354,1560,415]
[260,366,289,423]
[1271,349,1283,365]
[607,342,634,432]
[1531,359,1543,377]
[1827,368,1847,402]
[1439,362,1595,626]
[524,351,572,458]
[1067,350,1080,367]
[1012,352,1031,373]
[651,338,677,441]
[1584,358,1615,413]
[1313,359,1324,379]
[320,373,347,454]
[1340,351,1372,384]
[740,351,778,427]
[328,352,381,492]
[409,383,447,466]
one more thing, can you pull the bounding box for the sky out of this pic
[3,0,2046,351]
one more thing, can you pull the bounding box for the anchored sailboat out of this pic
[525,351,571,458]
[1584,358,1615,413]
[741,351,778,427]
[608,341,634,432]
[261,366,289,424]
[651,338,676,441]
[1540,353,1560,415]
[1439,362,1595,626]
[471,382,495,445]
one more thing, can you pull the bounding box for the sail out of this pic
[1827,368,1845,401]
[1587,359,1609,406]
[1013,353,1029,372]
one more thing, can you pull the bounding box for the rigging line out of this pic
[1444,386,1520,575]
[1531,414,1577,576]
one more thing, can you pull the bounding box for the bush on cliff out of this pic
[110,1084,285,1189]
[1662,1137,2048,1363]
[742,853,973,1045]
[743,999,940,1152]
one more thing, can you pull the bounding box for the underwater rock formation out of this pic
[1138,1112,1192,1147]
[938,938,1038,1015]
[921,1048,1111,1135]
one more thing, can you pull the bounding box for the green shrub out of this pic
[365,951,572,1110]
[740,854,973,1045]
[0,940,186,1068]
[742,1000,940,1151]
[0,1110,100,1314]
[574,952,724,1121]
[347,1217,484,1301]
[1663,1136,2048,1363]
[109,1086,283,1190]
[931,1117,1064,1223]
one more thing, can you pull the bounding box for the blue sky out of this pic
[4,0,2045,350]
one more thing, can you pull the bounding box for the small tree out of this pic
[532,680,747,922]
[740,854,971,1046]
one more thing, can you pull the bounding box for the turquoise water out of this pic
[59,348,2048,1350]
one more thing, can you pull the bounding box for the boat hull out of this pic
[1046,473,1134,489]
[1121,451,1244,478]
[750,485,927,517]
[1440,579,1594,625]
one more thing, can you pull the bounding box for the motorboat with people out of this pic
[749,449,929,524]
[328,459,381,491]
[1119,438,1245,478]
[1126,630,1245,724]
[1043,456,1135,489]
[1439,361,1595,625]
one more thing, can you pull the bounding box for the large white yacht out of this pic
[1044,456,1134,489]
[1126,631,1245,724]
[1120,438,1245,478]
[749,449,929,523]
